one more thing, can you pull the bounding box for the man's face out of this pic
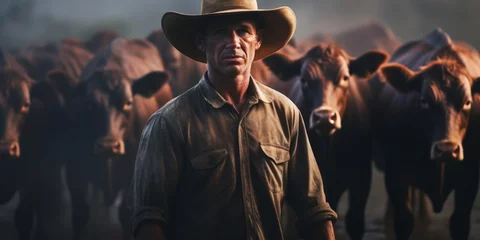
[199,19,262,77]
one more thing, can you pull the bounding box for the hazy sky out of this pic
[1,0,479,50]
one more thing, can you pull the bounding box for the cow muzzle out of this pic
[93,138,125,156]
[309,107,342,136]
[0,141,20,158]
[430,140,463,163]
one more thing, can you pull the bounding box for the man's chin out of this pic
[222,65,245,76]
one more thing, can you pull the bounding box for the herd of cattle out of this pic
[1,21,480,240]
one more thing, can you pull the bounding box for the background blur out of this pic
[1,1,480,240]
[1,0,480,50]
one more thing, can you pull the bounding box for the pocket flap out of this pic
[260,144,290,164]
[191,149,228,170]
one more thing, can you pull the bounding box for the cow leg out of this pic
[449,166,479,240]
[345,166,371,240]
[385,173,414,240]
[14,191,35,240]
[119,192,133,240]
[67,165,89,240]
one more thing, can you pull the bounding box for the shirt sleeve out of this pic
[286,109,338,238]
[127,112,184,237]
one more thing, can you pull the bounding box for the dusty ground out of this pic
[1,167,479,240]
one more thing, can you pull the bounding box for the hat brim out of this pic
[161,7,296,63]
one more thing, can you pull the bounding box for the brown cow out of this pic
[65,37,172,240]
[263,43,388,240]
[371,28,480,240]
[0,47,83,240]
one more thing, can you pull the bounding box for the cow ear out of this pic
[262,52,302,81]
[132,71,169,97]
[380,63,422,93]
[349,50,389,78]
[471,78,480,95]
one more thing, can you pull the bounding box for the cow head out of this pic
[264,43,388,136]
[81,69,169,157]
[380,60,480,163]
[0,69,33,158]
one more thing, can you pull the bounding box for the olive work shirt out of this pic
[129,73,337,240]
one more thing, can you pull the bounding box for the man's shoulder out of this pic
[255,80,300,114]
[151,85,199,121]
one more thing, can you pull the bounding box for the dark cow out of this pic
[65,37,172,240]
[0,48,32,204]
[371,28,480,240]
[263,43,388,240]
[0,47,83,240]
[146,29,207,96]
[310,21,402,57]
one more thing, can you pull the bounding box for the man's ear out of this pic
[471,77,480,95]
[255,29,264,50]
[195,33,206,53]
[132,71,170,98]
[380,63,422,93]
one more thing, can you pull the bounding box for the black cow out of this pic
[371,28,480,240]
[263,43,388,240]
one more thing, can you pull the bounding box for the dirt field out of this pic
[1,167,479,240]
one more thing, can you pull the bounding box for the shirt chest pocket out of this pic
[259,143,290,193]
[190,149,233,194]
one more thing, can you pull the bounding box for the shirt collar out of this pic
[199,72,273,109]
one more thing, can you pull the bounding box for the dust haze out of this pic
[1,0,479,50]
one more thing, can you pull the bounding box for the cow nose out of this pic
[310,108,341,136]
[94,139,125,156]
[314,110,337,125]
[431,141,463,162]
[0,141,20,158]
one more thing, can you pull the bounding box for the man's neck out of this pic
[207,67,252,112]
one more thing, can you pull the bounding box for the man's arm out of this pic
[129,113,184,239]
[286,109,338,240]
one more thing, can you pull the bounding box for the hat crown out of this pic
[201,0,258,14]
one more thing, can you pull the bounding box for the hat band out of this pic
[203,5,254,14]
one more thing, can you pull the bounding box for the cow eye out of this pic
[20,102,30,114]
[123,100,133,111]
[342,75,350,81]
[420,97,429,109]
[463,100,472,110]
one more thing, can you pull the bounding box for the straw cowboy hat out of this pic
[161,0,296,63]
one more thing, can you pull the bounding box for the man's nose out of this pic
[225,31,241,48]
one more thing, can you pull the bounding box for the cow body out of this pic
[65,37,172,240]
[263,43,388,240]
[371,28,480,240]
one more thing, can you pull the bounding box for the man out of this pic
[129,0,338,239]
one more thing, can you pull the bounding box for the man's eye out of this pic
[237,29,249,35]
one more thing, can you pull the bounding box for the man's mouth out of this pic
[222,55,243,60]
